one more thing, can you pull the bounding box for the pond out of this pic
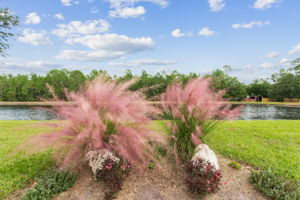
[0,104,300,120]
[0,105,56,120]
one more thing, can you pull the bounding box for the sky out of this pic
[1,0,300,83]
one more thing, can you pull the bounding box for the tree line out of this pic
[0,60,298,102]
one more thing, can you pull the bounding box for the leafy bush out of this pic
[161,78,241,161]
[94,156,131,200]
[185,158,222,197]
[249,169,300,200]
[228,161,241,170]
[36,76,161,168]
[23,170,76,200]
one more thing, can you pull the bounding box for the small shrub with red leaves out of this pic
[95,156,131,200]
[185,158,222,197]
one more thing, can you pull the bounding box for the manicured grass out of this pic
[202,120,300,180]
[1,120,299,199]
[0,121,58,200]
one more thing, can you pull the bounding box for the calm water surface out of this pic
[0,105,56,120]
[0,104,300,120]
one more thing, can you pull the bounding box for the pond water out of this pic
[0,104,300,120]
[0,105,56,120]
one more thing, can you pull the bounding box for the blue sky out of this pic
[1,0,300,82]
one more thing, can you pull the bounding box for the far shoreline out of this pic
[1,101,300,107]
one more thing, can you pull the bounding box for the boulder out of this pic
[86,149,120,176]
[191,144,220,170]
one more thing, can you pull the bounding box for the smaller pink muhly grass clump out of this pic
[39,76,161,168]
[161,78,241,161]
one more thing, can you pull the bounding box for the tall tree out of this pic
[0,7,19,56]
[247,79,272,97]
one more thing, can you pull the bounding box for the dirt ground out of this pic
[49,156,266,200]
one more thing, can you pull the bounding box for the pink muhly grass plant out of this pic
[36,76,161,168]
[161,78,241,161]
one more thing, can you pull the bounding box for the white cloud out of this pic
[18,29,52,46]
[56,33,155,61]
[0,59,63,73]
[55,50,125,61]
[65,33,154,50]
[253,0,281,10]
[289,43,300,55]
[260,62,275,69]
[232,21,270,29]
[264,51,279,58]
[105,0,169,9]
[52,19,110,38]
[208,0,225,12]
[61,0,72,6]
[198,27,215,36]
[109,59,177,67]
[109,6,146,18]
[90,7,99,14]
[280,58,289,64]
[105,0,168,18]
[24,12,41,24]
[54,13,65,20]
[171,29,192,38]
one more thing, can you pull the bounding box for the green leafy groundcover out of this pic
[23,170,76,200]
[249,169,300,200]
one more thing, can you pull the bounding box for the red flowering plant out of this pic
[95,156,131,200]
[185,158,222,196]
[161,78,241,161]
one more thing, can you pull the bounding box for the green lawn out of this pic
[202,120,300,180]
[0,121,58,200]
[1,120,299,199]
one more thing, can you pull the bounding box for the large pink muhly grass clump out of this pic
[161,78,241,161]
[44,76,160,168]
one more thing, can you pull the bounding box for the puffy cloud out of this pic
[24,12,41,24]
[105,0,169,9]
[289,43,300,55]
[56,33,155,61]
[54,13,65,20]
[109,59,177,67]
[52,19,110,38]
[105,0,168,18]
[198,27,215,36]
[264,51,279,58]
[253,0,281,10]
[61,0,72,6]
[171,29,192,38]
[232,21,270,29]
[18,29,52,46]
[208,0,225,12]
[65,33,155,51]
[109,6,146,18]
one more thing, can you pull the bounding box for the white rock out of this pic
[86,149,119,175]
[191,144,220,170]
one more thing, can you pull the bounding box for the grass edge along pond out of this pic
[0,120,299,199]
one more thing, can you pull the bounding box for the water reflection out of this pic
[238,104,300,120]
[0,104,300,120]
[0,105,56,120]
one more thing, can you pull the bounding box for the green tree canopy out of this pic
[247,79,272,97]
[0,7,19,56]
